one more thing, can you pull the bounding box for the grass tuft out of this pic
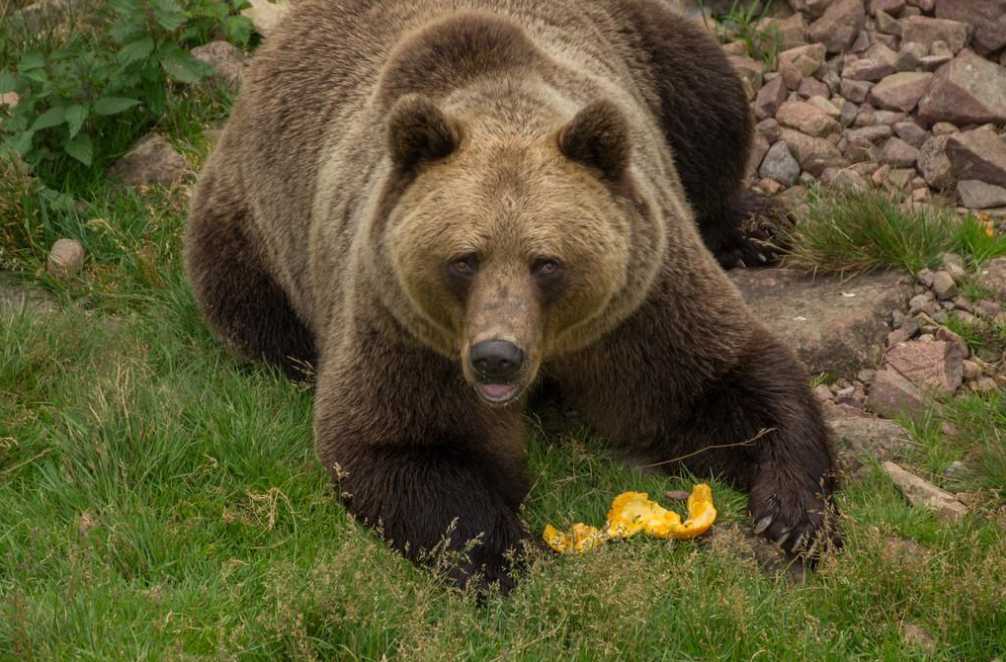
[783,188,1006,276]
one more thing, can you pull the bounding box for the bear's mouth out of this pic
[476,382,520,405]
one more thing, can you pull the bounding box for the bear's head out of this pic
[372,94,666,405]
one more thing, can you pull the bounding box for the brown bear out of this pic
[185,0,839,591]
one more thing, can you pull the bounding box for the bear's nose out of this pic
[470,340,524,381]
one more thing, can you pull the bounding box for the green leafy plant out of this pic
[0,0,252,177]
[697,0,782,69]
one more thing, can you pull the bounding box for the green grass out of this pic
[783,189,1006,276]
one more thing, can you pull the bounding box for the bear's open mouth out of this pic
[477,382,520,404]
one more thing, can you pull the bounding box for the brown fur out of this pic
[185,0,839,592]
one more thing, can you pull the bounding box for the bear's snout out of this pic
[470,340,524,381]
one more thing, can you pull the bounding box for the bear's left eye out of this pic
[533,258,562,279]
[449,255,478,278]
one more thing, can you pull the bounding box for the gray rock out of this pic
[868,72,933,112]
[917,51,1006,127]
[957,180,1006,209]
[808,0,866,53]
[935,0,1006,55]
[241,0,291,37]
[868,367,925,419]
[759,141,802,186]
[729,268,908,376]
[191,41,247,92]
[780,128,846,175]
[776,100,841,136]
[895,41,928,71]
[931,271,958,299]
[893,121,928,148]
[900,622,938,654]
[946,129,1006,188]
[918,135,955,190]
[899,15,972,54]
[876,136,919,167]
[46,238,84,279]
[107,133,187,185]
[0,271,56,318]
[976,257,1006,298]
[840,78,874,103]
[884,461,968,522]
[754,75,788,121]
[829,415,916,474]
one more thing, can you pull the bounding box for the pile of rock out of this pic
[717,0,1006,214]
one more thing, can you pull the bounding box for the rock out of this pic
[761,14,809,50]
[241,0,291,37]
[0,271,56,318]
[776,101,841,137]
[843,54,898,82]
[917,51,1006,127]
[868,367,924,418]
[191,41,247,92]
[730,56,765,92]
[779,43,828,78]
[899,16,972,54]
[935,326,967,358]
[976,257,1006,298]
[840,79,873,103]
[900,622,938,654]
[829,415,916,474]
[883,461,968,522]
[918,135,955,190]
[895,41,928,71]
[664,490,692,501]
[974,299,1002,318]
[893,121,927,148]
[944,460,969,478]
[868,72,933,112]
[759,141,802,186]
[935,0,1006,55]
[962,360,982,381]
[754,76,789,121]
[884,339,964,394]
[45,238,85,279]
[756,118,782,142]
[870,0,906,16]
[930,271,958,299]
[798,77,831,99]
[946,129,1006,188]
[957,180,1006,209]
[875,9,902,36]
[808,0,866,53]
[808,95,841,118]
[780,128,846,175]
[931,121,958,136]
[730,268,908,376]
[107,133,187,185]
[748,133,771,180]
[876,136,919,167]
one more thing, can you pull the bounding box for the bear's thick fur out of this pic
[185,0,839,590]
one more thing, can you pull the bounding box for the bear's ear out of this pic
[386,94,461,170]
[557,100,630,180]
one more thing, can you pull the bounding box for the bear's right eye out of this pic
[449,255,478,278]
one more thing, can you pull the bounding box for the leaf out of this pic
[94,97,140,116]
[10,131,35,156]
[0,71,16,94]
[118,36,155,65]
[153,0,186,31]
[64,104,88,138]
[19,53,45,71]
[63,133,93,166]
[224,15,254,47]
[160,49,207,84]
[30,106,66,131]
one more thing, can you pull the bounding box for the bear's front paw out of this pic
[748,476,841,560]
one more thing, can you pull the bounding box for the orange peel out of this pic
[543,483,717,554]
